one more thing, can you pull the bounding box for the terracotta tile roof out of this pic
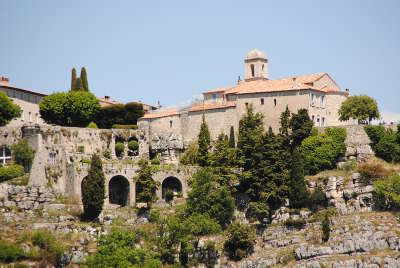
[204,87,232,94]
[141,108,179,119]
[189,101,236,112]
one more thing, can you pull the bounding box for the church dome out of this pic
[246,49,266,60]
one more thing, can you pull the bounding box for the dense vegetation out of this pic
[338,95,380,124]
[95,102,144,129]
[373,173,400,210]
[365,125,400,162]
[70,67,89,91]
[11,139,35,172]
[81,154,105,220]
[0,92,21,126]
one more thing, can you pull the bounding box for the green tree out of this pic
[224,223,256,261]
[289,108,313,149]
[338,95,380,124]
[11,139,35,172]
[0,92,21,126]
[124,102,145,124]
[39,91,100,127]
[71,67,77,90]
[322,212,330,242]
[180,142,199,165]
[80,67,89,91]
[81,154,105,220]
[288,149,309,209]
[73,77,83,91]
[229,126,235,148]
[245,201,270,224]
[197,114,211,166]
[186,168,235,228]
[135,159,160,208]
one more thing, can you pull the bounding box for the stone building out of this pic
[138,49,350,146]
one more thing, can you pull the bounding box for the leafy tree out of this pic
[180,142,198,165]
[95,103,144,129]
[128,140,139,152]
[289,108,313,149]
[11,139,35,172]
[115,142,125,157]
[71,68,77,90]
[87,122,98,128]
[288,149,309,209]
[197,114,211,166]
[375,130,400,163]
[338,95,380,124]
[0,92,21,126]
[39,91,100,127]
[279,105,291,151]
[373,173,400,210]
[364,125,386,150]
[135,159,160,208]
[229,126,235,148]
[124,102,145,124]
[224,223,256,261]
[309,185,327,210]
[80,67,89,91]
[182,213,221,236]
[73,77,83,91]
[322,212,330,242]
[81,154,105,220]
[245,201,270,224]
[186,168,235,228]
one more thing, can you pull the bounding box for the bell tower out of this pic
[244,49,268,81]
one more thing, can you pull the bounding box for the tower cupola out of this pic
[244,49,268,81]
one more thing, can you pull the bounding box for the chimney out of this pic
[157,100,162,109]
[237,76,242,85]
[104,96,110,101]
[0,76,9,86]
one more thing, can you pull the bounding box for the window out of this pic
[21,110,24,121]
[245,102,249,108]
[274,99,277,106]
[49,151,56,166]
[262,64,264,71]
[312,115,315,122]
[36,113,39,124]
[321,95,325,108]
[316,116,320,126]
[310,94,315,106]
[212,94,216,102]
[29,112,32,123]
[260,98,264,105]
[250,64,255,77]
[170,120,173,128]
[322,117,325,127]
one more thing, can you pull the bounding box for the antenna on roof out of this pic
[237,76,242,85]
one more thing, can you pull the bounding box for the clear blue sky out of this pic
[2,0,400,115]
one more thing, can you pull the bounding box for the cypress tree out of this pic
[197,113,211,167]
[73,77,83,91]
[288,149,309,209]
[71,68,77,90]
[229,126,235,148]
[135,159,159,208]
[81,154,105,220]
[80,67,89,91]
[289,108,313,150]
[322,212,330,242]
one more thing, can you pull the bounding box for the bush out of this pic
[103,149,111,159]
[128,140,139,152]
[11,139,34,172]
[357,161,390,184]
[87,121,98,128]
[0,164,25,182]
[39,91,100,127]
[245,201,270,224]
[115,142,125,157]
[149,209,160,223]
[81,154,105,220]
[284,218,306,229]
[180,142,199,165]
[112,124,138,129]
[32,230,65,265]
[373,173,400,210]
[165,190,174,203]
[299,127,346,175]
[95,102,143,129]
[151,156,160,165]
[182,213,222,236]
[364,125,386,150]
[309,186,327,209]
[322,212,330,242]
[0,240,28,262]
[375,131,400,162]
[224,223,256,261]
[0,91,21,126]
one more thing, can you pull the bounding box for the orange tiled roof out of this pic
[189,101,236,112]
[141,108,179,119]
[204,87,232,94]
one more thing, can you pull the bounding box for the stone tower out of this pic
[244,49,268,81]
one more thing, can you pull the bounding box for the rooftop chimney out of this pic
[104,96,110,101]
[0,76,9,86]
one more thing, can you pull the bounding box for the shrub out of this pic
[357,161,390,184]
[373,173,400,210]
[81,154,105,220]
[32,230,65,265]
[11,139,35,172]
[103,149,111,159]
[0,91,21,126]
[95,102,143,129]
[299,127,346,175]
[39,91,100,127]
[245,201,270,224]
[128,140,139,152]
[375,131,400,162]
[151,156,160,165]
[224,223,256,261]
[165,190,174,203]
[182,213,222,236]
[0,164,25,182]
[87,121,98,128]
[284,218,306,229]
[0,240,28,262]
[180,142,199,165]
[149,209,160,223]
[111,124,138,129]
[309,186,327,209]
[364,125,386,150]
[322,212,330,242]
[115,142,125,157]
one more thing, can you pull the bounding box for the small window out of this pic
[274,99,277,106]
[322,117,325,127]
[312,115,315,122]
[29,112,32,123]
[170,120,173,128]
[49,152,56,166]
[260,98,264,105]
[262,64,264,71]
[21,110,24,121]
[245,102,249,108]
[321,95,325,108]
[250,64,255,77]
[212,94,217,102]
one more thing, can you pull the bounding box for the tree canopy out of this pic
[197,114,211,167]
[338,95,380,124]
[0,92,21,126]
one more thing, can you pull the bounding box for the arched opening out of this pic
[109,175,130,207]
[250,64,255,77]
[162,177,182,201]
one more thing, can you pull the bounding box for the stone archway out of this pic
[109,175,130,206]
[162,177,182,200]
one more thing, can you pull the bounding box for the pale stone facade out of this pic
[139,49,350,148]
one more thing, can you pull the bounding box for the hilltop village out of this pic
[1,50,400,268]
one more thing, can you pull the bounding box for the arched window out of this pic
[250,64,255,77]
[260,98,264,105]
[49,151,56,166]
